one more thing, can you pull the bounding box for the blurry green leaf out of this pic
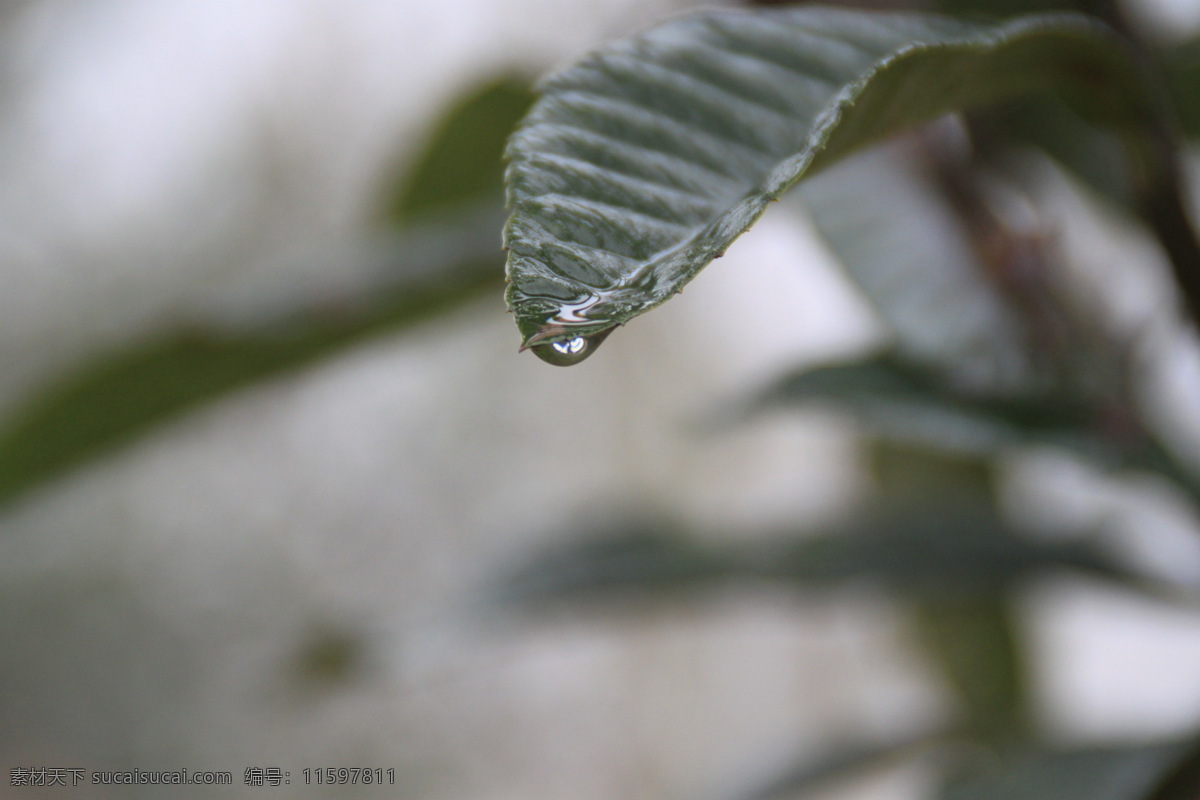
[769,507,1137,598]
[502,6,1154,363]
[871,439,1036,744]
[913,595,1029,742]
[493,507,1140,610]
[1146,734,1200,800]
[869,440,997,507]
[750,351,1200,505]
[0,69,542,510]
[928,0,1136,25]
[745,352,1174,478]
[0,205,506,510]
[385,75,535,221]
[1165,37,1200,140]
[796,147,1033,390]
[938,741,1195,800]
[731,732,936,800]
[972,98,1135,205]
[748,352,1105,457]
[494,521,735,608]
[931,0,1097,16]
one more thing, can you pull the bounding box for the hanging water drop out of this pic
[526,327,615,366]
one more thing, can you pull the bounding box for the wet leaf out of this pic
[503,7,1152,363]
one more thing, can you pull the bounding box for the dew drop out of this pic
[528,327,615,367]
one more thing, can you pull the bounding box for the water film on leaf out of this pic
[501,6,1150,364]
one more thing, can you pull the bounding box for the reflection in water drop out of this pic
[552,337,586,355]
[528,327,615,367]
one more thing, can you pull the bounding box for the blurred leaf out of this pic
[869,440,996,507]
[0,69,542,510]
[972,98,1135,206]
[750,351,1200,505]
[502,6,1155,363]
[744,352,1176,478]
[493,521,735,608]
[0,205,506,510]
[1145,734,1200,800]
[1165,37,1200,140]
[796,147,1033,392]
[748,352,1104,456]
[929,0,1117,21]
[730,731,936,800]
[913,595,1029,742]
[869,442,1028,739]
[493,507,1141,611]
[768,507,1138,598]
[938,741,1195,800]
[384,75,535,222]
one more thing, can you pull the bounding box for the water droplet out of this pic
[528,328,615,366]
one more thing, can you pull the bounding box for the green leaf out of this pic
[748,352,1105,457]
[492,521,735,608]
[773,508,1135,599]
[385,76,535,222]
[502,7,1152,364]
[747,351,1200,505]
[972,97,1135,206]
[795,147,1033,388]
[746,352,1193,485]
[938,742,1195,800]
[492,507,1140,611]
[0,206,505,510]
